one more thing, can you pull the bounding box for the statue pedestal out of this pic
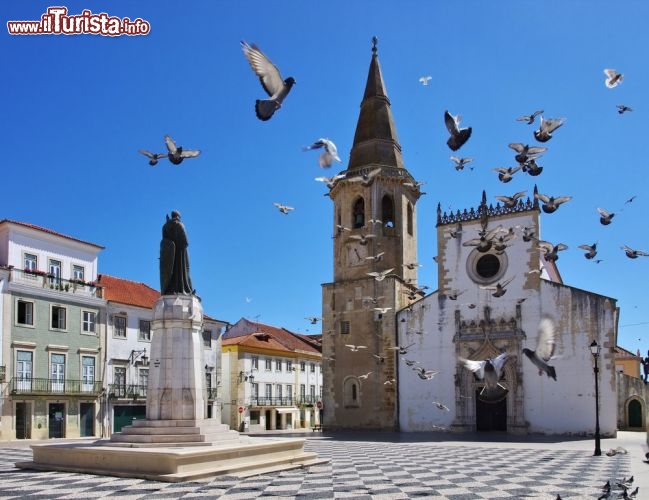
[19,293,326,480]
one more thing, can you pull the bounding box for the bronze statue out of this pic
[160,210,194,295]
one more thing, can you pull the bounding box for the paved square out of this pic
[0,435,633,499]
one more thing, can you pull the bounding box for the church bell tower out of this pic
[321,39,423,430]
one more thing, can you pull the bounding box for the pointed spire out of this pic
[347,37,404,171]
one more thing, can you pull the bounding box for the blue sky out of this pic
[2,1,648,356]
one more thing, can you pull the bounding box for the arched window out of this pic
[352,198,365,229]
[343,377,360,407]
[381,195,395,228]
[407,203,414,235]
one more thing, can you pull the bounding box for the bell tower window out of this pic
[407,203,413,235]
[352,197,365,228]
[382,195,395,228]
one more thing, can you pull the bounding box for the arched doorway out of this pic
[627,398,643,428]
[476,389,507,431]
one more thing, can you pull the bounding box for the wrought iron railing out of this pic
[108,383,147,399]
[11,268,103,298]
[10,377,103,395]
[247,396,319,407]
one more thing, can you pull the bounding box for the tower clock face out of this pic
[346,243,368,266]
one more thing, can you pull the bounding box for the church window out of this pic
[466,248,508,285]
[381,195,395,228]
[352,197,365,228]
[407,203,413,235]
[343,377,360,407]
[476,254,500,279]
[339,321,350,335]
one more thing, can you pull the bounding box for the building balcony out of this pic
[108,384,147,400]
[10,268,103,298]
[10,377,103,396]
[247,396,319,407]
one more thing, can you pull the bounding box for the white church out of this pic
[321,42,617,436]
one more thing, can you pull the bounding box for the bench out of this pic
[312,424,323,432]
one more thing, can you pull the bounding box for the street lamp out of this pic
[590,340,601,456]
[129,348,148,366]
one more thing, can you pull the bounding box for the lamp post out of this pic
[590,340,601,456]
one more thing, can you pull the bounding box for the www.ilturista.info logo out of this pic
[7,7,150,36]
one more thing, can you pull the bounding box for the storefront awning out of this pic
[275,407,299,414]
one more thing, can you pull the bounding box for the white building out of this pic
[221,318,323,431]
[396,194,618,435]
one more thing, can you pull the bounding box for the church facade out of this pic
[322,43,618,436]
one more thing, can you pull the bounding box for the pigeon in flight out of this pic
[509,143,547,164]
[521,226,536,242]
[432,401,450,411]
[164,135,201,165]
[621,245,649,259]
[348,168,381,186]
[358,371,373,380]
[384,378,396,385]
[349,232,376,246]
[450,156,473,171]
[241,41,295,121]
[522,158,543,176]
[480,276,514,297]
[419,75,432,86]
[534,117,566,143]
[444,110,472,151]
[604,68,623,88]
[365,251,385,263]
[617,104,633,114]
[273,202,294,214]
[448,222,463,239]
[516,110,544,124]
[139,149,168,166]
[523,316,557,380]
[367,268,394,281]
[496,191,527,209]
[597,208,615,225]
[345,344,367,352]
[534,192,572,214]
[459,352,510,399]
[390,343,415,355]
[578,243,598,260]
[305,316,322,325]
[415,367,439,380]
[303,138,342,168]
[493,166,522,183]
[463,224,503,253]
[315,174,345,189]
[538,241,568,262]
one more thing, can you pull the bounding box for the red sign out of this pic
[316,401,323,409]
[238,406,245,414]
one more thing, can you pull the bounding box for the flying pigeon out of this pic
[273,202,294,214]
[604,68,623,88]
[403,262,423,270]
[345,344,367,352]
[444,110,472,151]
[448,222,463,239]
[522,158,543,176]
[240,40,295,121]
[303,138,342,168]
[450,156,473,171]
[625,195,637,204]
[419,75,432,86]
[371,353,385,363]
[432,401,450,411]
[480,276,514,297]
[516,110,544,124]
[402,357,419,367]
[523,316,557,380]
[315,174,345,189]
[139,149,168,166]
[617,104,633,114]
[534,192,572,213]
[459,352,510,400]
[347,168,381,186]
[305,316,322,325]
[367,268,394,281]
[538,241,568,262]
[415,367,439,380]
[384,378,396,385]
[534,117,566,143]
[496,191,527,209]
[447,290,465,300]
[365,251,385,262]
[621,245,649,259]
[164,135,201,165]
[493,166,522,183]
[521,226,536,242]
[462,224,504,253]
[349,232,376,246]
[578,243,598,259]
[373,307,392,314]
[390,343,415,355]
[509,143,547,164]
[358,371,373,380]
[597,208,615,225]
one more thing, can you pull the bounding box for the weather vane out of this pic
[372,36,378,54]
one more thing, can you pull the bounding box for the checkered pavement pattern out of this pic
[0,438,630,499]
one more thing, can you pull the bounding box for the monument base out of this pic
[17,435,326,482]
[108,419,238,447]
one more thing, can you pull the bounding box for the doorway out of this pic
[627,399,643,428]
[48,402,65,438]
[476,390,507,431]
[15,402,31,439]
[79,402,95,437]
[113,405,146,433]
